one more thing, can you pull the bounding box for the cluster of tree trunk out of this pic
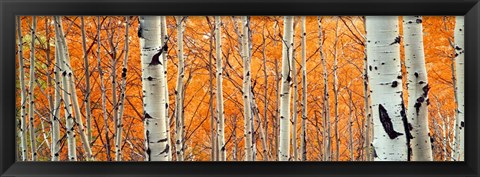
[16,16,464,161]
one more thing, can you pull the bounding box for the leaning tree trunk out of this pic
[215,16,226,161]
[241,16,254,161]
[28,17,37,161]
[291,21,299,161]
[16,16,29,161]
[453,16,464,161]
[54,16,76,161]
[279,16,294,161]
[300,16,308,161]
[115,16,130,161]
[54,16,94,161]
[366,16,409,161]
[403,16,433,161]
[139,16,170,161]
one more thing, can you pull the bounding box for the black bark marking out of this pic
[399,93,412,161]
[390,36,401,45]
[159,144,170,155]
[149,50,163,66]
[391,81,398,88]
[147,76,153,81]
[414,84,430,115]
[369,65,372,71]
[378,104,403,139]
[144,113,152,119]
[157,138,168,143]
[414,72,419,78]
[455,46,462,51]
[121,68,127,78]
[415,19,423,24]
[138,21,144,38]
[397,75,402,79]
[460,121,465,128]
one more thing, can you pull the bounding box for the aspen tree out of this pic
[115,16,130,161]
[160,16,172,161]
[403,16,433,161]
[80,17,93,144]
[51,39,62,161]
[54,16,94,161]
[140,16,169,161]
[279,16,294,161]
[453,16,464,161]
[318,16,331,161]
[291,18,299,161]
[332,18,340,161]
[96,16,111,161]
[174,16,185,161]
[16,16,28,161]
[215,16,226,161]
[262,24,270,161]
[241,16,254,161]
[28,16,37,161]
[54,16,76,161]
[366,16,408,161]
[300,16,308,161]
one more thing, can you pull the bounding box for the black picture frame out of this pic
[1,0,479,176]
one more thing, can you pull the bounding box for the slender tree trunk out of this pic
[80,17,93,144]
[160,16,172,161]
[300,16,308,161]
[291,20,299,161]
[366,16,409,161]
[348,89,354,161]
[274,58,280,161]
[54,16,94,161]
[279,16,293,161]
[28,16,37,161]
[207,17,217,161]
[140,16,169,161]
[332,19,340,161]
[16,16,29,161]
[51,38,62,161]
[54,16,77,161]
[95,16,111,161]
[361,16,372,161]
[453,16,464,161]
[403,16,433,161]
[214,16,226,161]
[241,16,254,161]
[115,16,130,161]
[318,16,331,161]
[174,16,185,161]
[262,25,270,161]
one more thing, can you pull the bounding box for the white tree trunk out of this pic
[80,17,93,144]
[279,16,293,161]
[174,16,185,161]
[403,16,433,161]
[51,39,62,161]
[54,16,77,161]
[366,16,408,161]
[241,16,254,161]
[54,16,94,161]
[291,20,298,161]
[28,17,37,161]
[16,16,29,161]
[453,16,464,161]
[300,16,308,161]
[140,16,169,161]
[215,16,226,161]
[160,16,172,161]
[318,16,331,161]
[115,16,130,161]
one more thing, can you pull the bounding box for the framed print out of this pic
[1,0,479,176]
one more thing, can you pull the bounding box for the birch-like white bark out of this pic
[318,16,331,161]
[80,17,93,144]
[453,16,464,161]
[366,16,408,161]
[140,16,169,161]
[54,17,77,161]
[300,16,308,161]
[54,16,94,161]
[51,39,62,161]
[174,16,185,161]
[16,16,29,161]
[28,17,37,161]
[279,16,293,161]
[160,16,172,161]
[115,16,130,161]
[291,20,298,161]
[403,16,433,161]
[241,16,254,161]
[215,16,226,161]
